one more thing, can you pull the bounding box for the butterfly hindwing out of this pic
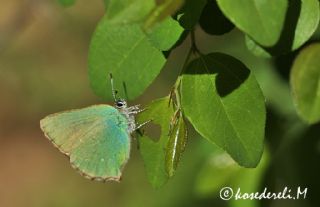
[40,105,130,181]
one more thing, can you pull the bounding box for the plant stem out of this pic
[170,30,200,109]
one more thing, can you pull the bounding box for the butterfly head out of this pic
[115,99,127,109]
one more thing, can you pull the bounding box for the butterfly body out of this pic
[40,104,136,181]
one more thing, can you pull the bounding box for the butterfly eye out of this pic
[116,100,126,108]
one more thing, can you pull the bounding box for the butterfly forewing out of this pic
[40,105,130,181]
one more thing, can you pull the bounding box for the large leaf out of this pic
[177,0,207,30]
[146,17,184,51]
[246,0,320,56]
[181,53,265,167]
[217,0,287,47]
[104,0,155,24]
[137,97,175,188]
[290,43,320,124]
[88,16,166,100]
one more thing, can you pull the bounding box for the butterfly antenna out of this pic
[109,73,117,101]
[122,81,129,100]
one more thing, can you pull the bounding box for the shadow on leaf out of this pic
[184,53,250,97]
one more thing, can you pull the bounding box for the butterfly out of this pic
[40,74,149,181]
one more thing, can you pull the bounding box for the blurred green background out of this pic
[0,0,319,207]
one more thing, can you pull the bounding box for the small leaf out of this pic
[88,17,166,100]
[245,0,320,56]
[290,43,320,124]
[177,0,207,30]
[143,0,184,29]
[105,0,155,24]
[162,30,189,58]
[181,53,266,167]
[146,17,184,51]
[217,0,287,46]
[57,0,76,7]
[165,112,187,177]
[137,97,175,188]
[199,0,234,35]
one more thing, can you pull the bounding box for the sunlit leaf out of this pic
[181,53,266,167]
[162,30,189,58]
[217,0,287,46]
[290,43,320,124]
[146,17,184,51]
[245,0,320,56]
[137,97,175,188]
[104,0,155,24]
[88,17,166,100]
[292,0,319,50]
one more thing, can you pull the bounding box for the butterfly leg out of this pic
[135,119,152,131]
[128,104,140,111]
[128,107,146,115]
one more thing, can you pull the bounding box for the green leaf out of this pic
[290,43,320,124]
[137,97,175,188]
[162,30,189,58]
[292,0,319,50]
[57,0,76,7]
[143,0,184,29]
[104,0,155,24]
[165,112,187,177]
[245,0,320,56]
[181,53,265,167]
[217,0,287,46]
[146,17,184,51]
[199,0,234,35]
[88,17,166,100]
[177,0,207,30]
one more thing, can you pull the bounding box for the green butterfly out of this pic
[40,74,148,181]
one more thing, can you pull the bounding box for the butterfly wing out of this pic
[40,105,130,181]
